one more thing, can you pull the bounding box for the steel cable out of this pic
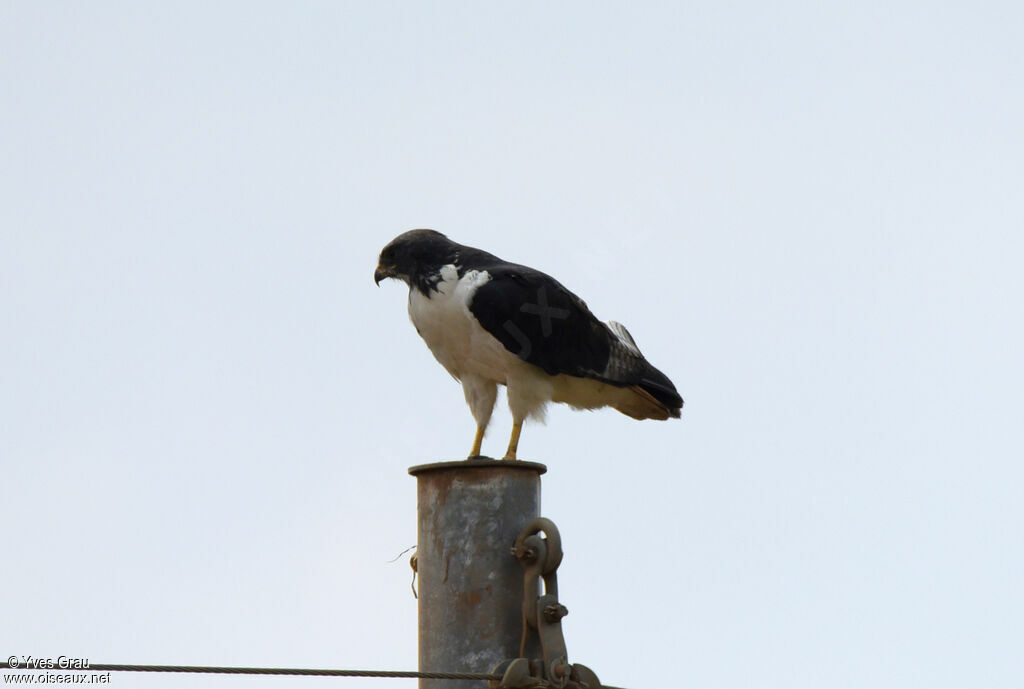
[1,661,499,680]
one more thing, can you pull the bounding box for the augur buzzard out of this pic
[375,230,682,460]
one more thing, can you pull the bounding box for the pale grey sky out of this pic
[2,2,1022,688]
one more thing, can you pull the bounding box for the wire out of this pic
[2,660,629,688]
[1,662,500,681]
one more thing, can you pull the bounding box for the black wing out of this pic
[468,263,683,413]
[469,264,611,378]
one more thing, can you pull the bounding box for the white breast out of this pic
[408,265,520,383]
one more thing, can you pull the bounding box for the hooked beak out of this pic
[374,264,393,286]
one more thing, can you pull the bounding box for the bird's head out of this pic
[375,229,456,287]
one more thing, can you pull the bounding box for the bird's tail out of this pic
[604,321,683,420]
[630,363,683,419]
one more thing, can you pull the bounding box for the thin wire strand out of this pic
[2,661,629,688]
[1,662,499,681]
[386,544,417,564]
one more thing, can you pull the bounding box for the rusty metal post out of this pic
[409,458,546,689]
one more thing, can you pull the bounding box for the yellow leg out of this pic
[502,422,523,460]
[468,426,485,458]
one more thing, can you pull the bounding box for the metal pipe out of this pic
[409,458,546,689]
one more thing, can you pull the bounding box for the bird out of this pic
[375,229,682,460]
